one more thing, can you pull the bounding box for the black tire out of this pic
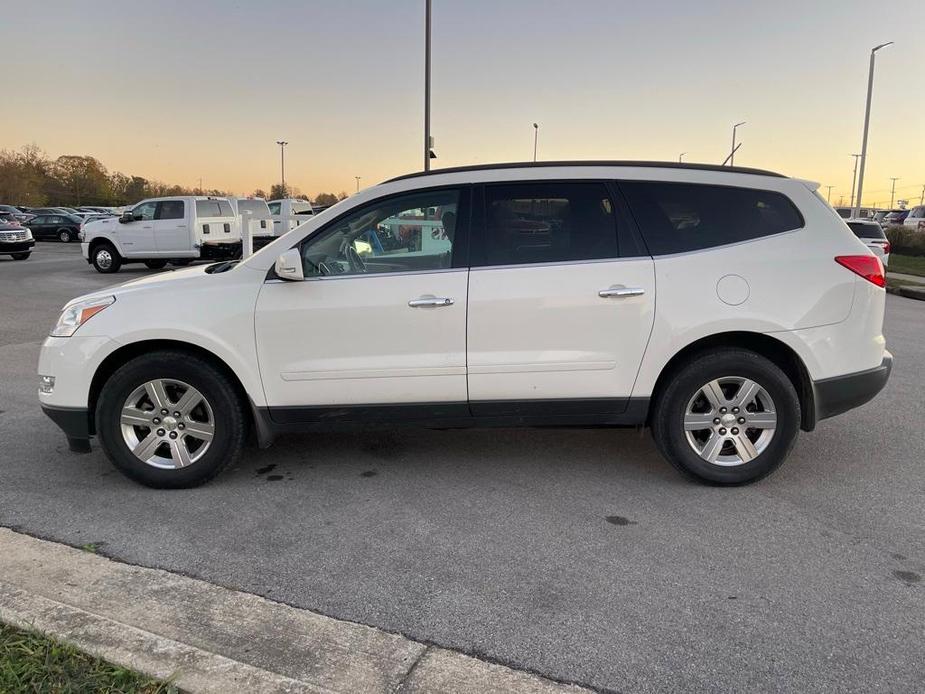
[95,351,247,488]
[11,252,30,260]
[91,242,121,273]
[170,259,193,266]
[58,229,72,243]
[144,260,168,270]
[651,348,800,485]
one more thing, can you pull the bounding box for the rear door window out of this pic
[620,181,804,255]
[473,182,617,267]
[155,200,185,220]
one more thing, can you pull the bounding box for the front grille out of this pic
[0,230,28,242]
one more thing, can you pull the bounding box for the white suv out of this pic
[38,162,891,488]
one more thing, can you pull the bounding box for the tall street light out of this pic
[355,176,362,193]
[678,152,687,163]
[423,0,432,172]
[849,154,861,209]
[533,123,539,162]
[276,141,288,196]
[825,185,834,203]
[730,122,745,166]
[853,41,893,218]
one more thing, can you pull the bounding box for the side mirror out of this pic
[119,211,133,224]
[275,248,304,281]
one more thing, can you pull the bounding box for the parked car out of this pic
[881,209,909,227]
[846,220,890,266]
[26,213,83,242]
[28,207,76,216]
[229,197,274,249]
[902,205,925,232]
[76,206,113,214]
[38,161,891,489]
[834,206,873,220]
[80,196,241,273]
[0,204,35,223]
[268,198,314,236]
[0,218,35,260]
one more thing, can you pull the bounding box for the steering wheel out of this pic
[345,243,367,273]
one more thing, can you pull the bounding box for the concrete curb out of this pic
[886,285,925,301]
[0,528,592,694]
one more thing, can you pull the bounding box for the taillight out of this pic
[835,255,885,287]
[882,241,891,255]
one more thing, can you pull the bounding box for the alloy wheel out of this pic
[683,376,777,466]
[120,379,215,469]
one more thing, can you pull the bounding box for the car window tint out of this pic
[301,189,459,278]
[156,200,185,220]
[476,182,617,267]
[846,222,886,239]
[268,202,281,215]
[621,181,804,255]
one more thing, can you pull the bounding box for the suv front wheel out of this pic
[651,348,800,485]
[96,351,247,488]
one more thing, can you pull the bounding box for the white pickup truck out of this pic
[81,196,242,273]
[268,198,314,235]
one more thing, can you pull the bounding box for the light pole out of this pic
[849,154,861,209]
[889,177,899,209]
[355,176,362,193]
[730,122,745,166]
[276,140,288,196]
[853,41,893,218]
[533,123,538,162]
[825,185,834,203]
[678,152,687,163]
[423,0,432,172]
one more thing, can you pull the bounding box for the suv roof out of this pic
[385,160,787,183]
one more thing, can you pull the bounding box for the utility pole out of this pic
[276,141,288,196]
[355,176,361,193]
[730,122,745,166]
[198,177,202,195]
[849,154,861,209]
[919,184,925,205]
[853,42,893,218]
[889,177,899,209]
[423,0,432,172]
[825,185,834,203]
[533,123,539,162]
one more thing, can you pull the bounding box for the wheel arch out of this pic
[88,235,123,257]
[648,331,816,432]
[88,339,269,444]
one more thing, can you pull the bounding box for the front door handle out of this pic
[599,285,645,298]
[408,296,454,308]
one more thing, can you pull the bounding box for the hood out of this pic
[63,263,220,308]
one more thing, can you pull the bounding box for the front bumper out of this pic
[1,240,35,254]
[42,405,92,438]
[814,352,892,421]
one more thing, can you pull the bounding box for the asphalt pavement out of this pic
[1,243,923,693]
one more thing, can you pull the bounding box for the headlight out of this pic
[25,228,33,240]
[51,296,115,337]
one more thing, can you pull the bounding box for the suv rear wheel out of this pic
[96,351,246,488]
[651,348,799,485]
[58,229,73,243]
[91,243,121,273]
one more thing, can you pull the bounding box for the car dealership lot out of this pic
[1,243,923,692]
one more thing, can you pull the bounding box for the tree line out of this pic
[0,144,348,208]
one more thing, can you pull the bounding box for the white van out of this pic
[81,197,241,273]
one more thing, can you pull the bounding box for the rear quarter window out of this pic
[620,181,804,255]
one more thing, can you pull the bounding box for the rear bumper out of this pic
[813,352,892,422]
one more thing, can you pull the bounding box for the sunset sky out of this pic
[3,0,924,206]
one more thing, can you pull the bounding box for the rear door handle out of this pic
[599,285,645,298]
[408,296,454,308]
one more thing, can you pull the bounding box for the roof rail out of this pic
[385,160,786,183]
